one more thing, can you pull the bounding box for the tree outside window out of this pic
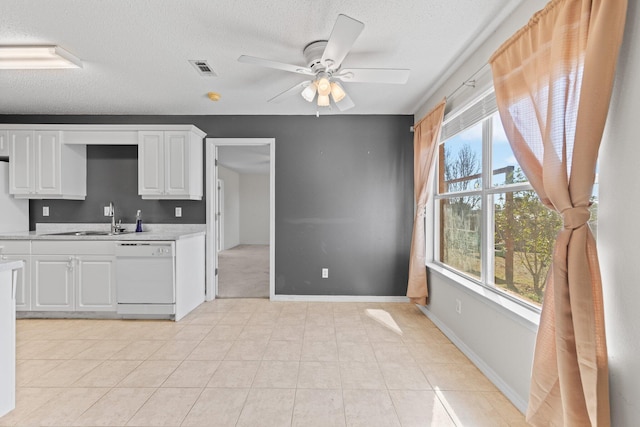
[435,107,591,308]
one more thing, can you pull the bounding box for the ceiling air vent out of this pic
[189,60,217,77]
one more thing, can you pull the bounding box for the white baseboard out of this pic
[271,295,410,303]
[417,305,528,414]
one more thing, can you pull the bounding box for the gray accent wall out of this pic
[0,115,414,296]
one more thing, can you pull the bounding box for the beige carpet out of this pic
[217,244,269,298]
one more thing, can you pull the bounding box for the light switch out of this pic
[103,206,111,216]
[175,207,182,217]
[42,206,49,217]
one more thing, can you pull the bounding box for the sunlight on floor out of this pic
[434,386,463,426]
[365,309,403,336]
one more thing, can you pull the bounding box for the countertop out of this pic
[0,260,23,272]
[0,224,206,241]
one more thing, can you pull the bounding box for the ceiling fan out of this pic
[238,14,410,111]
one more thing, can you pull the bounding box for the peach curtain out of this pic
[407,99,446,305]
[489,0,626,425]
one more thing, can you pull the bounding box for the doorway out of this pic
[205,138,275,300]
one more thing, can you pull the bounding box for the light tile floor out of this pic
[0,299,528,426]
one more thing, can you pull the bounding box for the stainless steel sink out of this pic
[45,230,132,236]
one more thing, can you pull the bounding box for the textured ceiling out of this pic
[0,0,522,116]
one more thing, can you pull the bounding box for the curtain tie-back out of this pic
[561,206,591,230]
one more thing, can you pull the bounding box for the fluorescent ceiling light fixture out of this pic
[0,45,82,69]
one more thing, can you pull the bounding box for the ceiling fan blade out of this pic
[238,55,314,76]
[335,68,410,84]
[335,92,355,112]
[321,14,364,69]
[268,81,312,103]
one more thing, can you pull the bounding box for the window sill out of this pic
[426,262,541,329]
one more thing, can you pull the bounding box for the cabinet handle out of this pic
[67,256,75,270]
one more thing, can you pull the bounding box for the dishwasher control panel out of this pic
[115,242,174,257]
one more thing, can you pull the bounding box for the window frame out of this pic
[431,88,542,317]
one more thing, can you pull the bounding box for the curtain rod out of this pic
[445,62,491,102]
[411,62,492,133]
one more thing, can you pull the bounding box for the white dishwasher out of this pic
[115,242,175,316]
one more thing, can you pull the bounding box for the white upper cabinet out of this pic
[8,130,86,199]
[138,129,203,200]
[138,131,165,197]
[1,124,205,201]
[0,131,8,157]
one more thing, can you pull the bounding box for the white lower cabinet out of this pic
[76,256,115,311]
[0,267,18,417]
[31,241,116,312]
[0,241,31,311]
[32,256,74,311]
[0,255,30,311]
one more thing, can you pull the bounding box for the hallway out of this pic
[218,245,269,298]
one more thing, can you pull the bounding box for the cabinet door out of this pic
[0,131,8,157]
[76,256,116,311]
[32,256,74,311]
[34,131,62,195]
[9,131,34,195]
[164,131,189,195]
[138,131,165,196]
[0,255,30,311]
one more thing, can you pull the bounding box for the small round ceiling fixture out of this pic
[207,92,221,101]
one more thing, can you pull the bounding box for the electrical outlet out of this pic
[103,206,111,216]
[42,206,49,217]
[322,268,329,278]
[175,207,182,217]
[455,299,462,314]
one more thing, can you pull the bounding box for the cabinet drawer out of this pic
[32,241,115,255]
[0,240,31,254]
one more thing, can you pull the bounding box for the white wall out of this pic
[239,173,269,245]
[599,2,640,424]
[218,166,240,250]
[416,0,640,422]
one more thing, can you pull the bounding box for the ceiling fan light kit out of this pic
[317,94,330,107]
[330,82,346,103]
[238,14,410,112]
[301,83,317,102]
[316,75,331,96]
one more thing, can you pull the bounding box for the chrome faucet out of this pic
[108,201,117,233]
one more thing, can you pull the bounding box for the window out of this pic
[433,90,594,307]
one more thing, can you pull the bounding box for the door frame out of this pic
[205,138,275,300]
[216,178,224,252]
